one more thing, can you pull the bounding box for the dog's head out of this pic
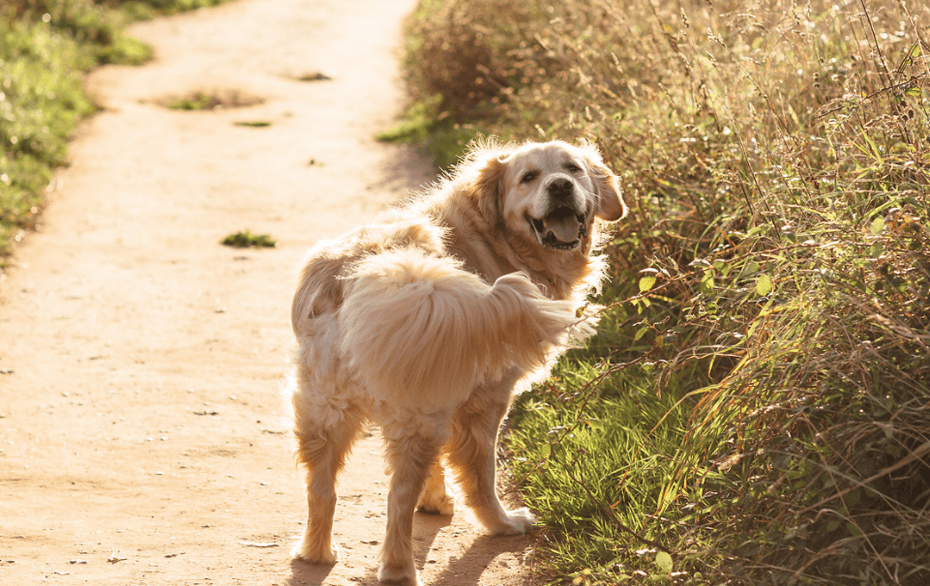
[472,140,626,252]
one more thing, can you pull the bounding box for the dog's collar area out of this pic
[526,208,587,251]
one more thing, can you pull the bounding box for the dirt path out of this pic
[0,1,535,584]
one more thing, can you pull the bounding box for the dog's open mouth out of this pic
[527,207,588,251]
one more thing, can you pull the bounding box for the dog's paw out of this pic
[491,507,535,536]
[416,491,455,516]
[291,540,339,565]
[377,560,419,585]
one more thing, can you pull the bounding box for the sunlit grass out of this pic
[0,20,95,257]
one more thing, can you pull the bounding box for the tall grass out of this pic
[404,0,930,583]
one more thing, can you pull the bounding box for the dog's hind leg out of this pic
[292,390,365,565]
[416,458,455,515]
[447,383,535,536]
[378,415,450,585]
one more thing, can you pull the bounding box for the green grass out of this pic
[0,18,96,257]
[507,361,710,582]
[221,230,276,249]
[375,95,478,171]
[0,0,229,261]
[167,91,223,111]
[165,89,263,111]
[401,0,930,583]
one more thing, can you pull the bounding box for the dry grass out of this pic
[405,0,930,583]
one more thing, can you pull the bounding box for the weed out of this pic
[167,91,222,111]
[221,230,276,249]
[163,89,263,111]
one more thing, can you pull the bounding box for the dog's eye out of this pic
[521,172,537,183]
[566,163,582,174]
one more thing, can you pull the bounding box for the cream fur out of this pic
[288,140,626,585]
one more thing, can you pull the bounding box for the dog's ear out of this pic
[472,150,509,232]
[580,142,627,222]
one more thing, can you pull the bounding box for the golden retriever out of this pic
[288,139,626,584]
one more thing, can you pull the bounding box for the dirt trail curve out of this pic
[0,0,536,584]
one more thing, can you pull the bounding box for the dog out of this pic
[288,139,626,584]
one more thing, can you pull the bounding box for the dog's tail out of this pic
[338,248,594,408]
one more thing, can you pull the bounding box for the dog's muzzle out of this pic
[526,177,589,251]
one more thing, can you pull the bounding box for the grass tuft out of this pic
[163,89,264,111]
[221,230,276,249]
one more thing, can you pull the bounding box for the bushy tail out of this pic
[338,249,594,408]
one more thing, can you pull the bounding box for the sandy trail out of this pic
[0,0,534,584]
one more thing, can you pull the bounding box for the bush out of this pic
[404,0,930,583]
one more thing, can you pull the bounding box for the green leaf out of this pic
[699,273,715,294]
[656,550,673,573]
[845,489,861,508]
[639,275,657,292]
[742,260,760,277]
[756,274,773,296]
[870,216,885,235]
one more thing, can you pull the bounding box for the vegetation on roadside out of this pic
[401,0,930,584]
[0,0,227,260]
[164,88,264,111]
[221,229,276,248]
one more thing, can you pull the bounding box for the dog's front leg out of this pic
[379,418,449,585]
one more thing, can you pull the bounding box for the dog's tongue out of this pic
[543,211,582,243]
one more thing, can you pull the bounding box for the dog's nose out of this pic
[546,177,573,196]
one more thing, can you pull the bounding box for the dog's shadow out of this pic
[287,511,529,586]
